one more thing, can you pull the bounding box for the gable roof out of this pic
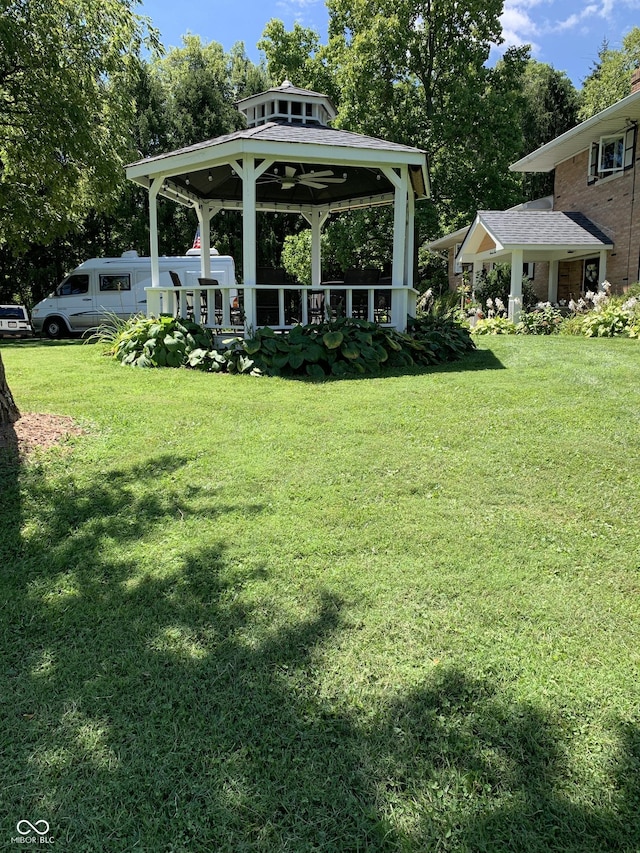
[477,210,612,246]
[510,89,640,173]
[459,210,613,260]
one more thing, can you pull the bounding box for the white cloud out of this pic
[553,4,598,32]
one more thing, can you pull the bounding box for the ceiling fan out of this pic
[260,166,347,190]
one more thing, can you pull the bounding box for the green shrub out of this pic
[407,314,476,360]
[471,317,517,335]
[559,315,586,336]
[517,304,564,335]
[106,315,475,378]
[582,302,635,338]
[474,263,538,311]
[103,315,214,368]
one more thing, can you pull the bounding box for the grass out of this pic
[1,336,639,851]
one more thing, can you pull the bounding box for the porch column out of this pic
[472,260,482,300]
[599,249,608,289]
[147,177,163,317]
[508,249,524,322]
[548,259,559,304]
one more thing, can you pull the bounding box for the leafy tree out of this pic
[260,2,529,240]
[517,60,580,199]
[229,42,270,100]
[579,30,640,120]
[0,0,157,251]
[258,20,336,98]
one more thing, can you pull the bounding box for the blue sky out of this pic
[139,0,640,88]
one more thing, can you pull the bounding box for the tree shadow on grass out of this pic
[2,451,638,851]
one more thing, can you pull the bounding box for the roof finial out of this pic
[282,79,293,88]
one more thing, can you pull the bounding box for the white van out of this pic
[30,249,236,338]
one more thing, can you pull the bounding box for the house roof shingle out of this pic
[128,121,426,169]
[478,210,613,247]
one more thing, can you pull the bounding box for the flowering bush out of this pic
[565,283,640,338]
[517,302,565,335]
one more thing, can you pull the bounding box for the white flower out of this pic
[584,290,596,302]
[486,298,493,308]
[602,280,611,292]
[622,297,637,312]
[568,299,578,312]
[425,288,433,298]
[495,298,505,313]
[577,298,587,310]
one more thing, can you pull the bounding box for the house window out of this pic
[588,126,636,183]
[523,262,535,280]
[600,135,624,172]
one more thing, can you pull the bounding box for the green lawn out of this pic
[1,336,639,851]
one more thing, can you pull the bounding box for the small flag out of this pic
[192,227,201,250]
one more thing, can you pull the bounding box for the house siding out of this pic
[554,150,640,291]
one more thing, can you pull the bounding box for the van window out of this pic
[57,274,89,296]
[100,274,131,292]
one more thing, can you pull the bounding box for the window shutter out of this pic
[624,125,636,171]
[588,142,599,184]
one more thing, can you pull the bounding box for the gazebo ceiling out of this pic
[173,160,396,207]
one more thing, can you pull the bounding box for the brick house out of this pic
[428,78,640,320]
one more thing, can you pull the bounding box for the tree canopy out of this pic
[0,0,158,251]
[579,28,640,120]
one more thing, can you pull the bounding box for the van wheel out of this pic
[43,317,66,339]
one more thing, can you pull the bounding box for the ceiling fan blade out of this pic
[299,180,329,189]
[284,166,297,179]
[312,176,347,183]
[305,170,336,179]
[280,181,296,190]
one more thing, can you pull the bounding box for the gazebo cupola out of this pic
[237,80,337,129]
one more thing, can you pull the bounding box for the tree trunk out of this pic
[0,352,21,426]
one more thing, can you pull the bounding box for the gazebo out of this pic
[125,82,430,333]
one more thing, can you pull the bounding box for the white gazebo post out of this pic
[548,259,559,304]
[509,248,524,322]
[147,177,163,316]
[195,204,213,279]
[382,165,409,330]
[599,248,608,289]
[304,209,330,288]
[234,157,273,332]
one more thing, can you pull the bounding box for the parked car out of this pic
[0,304,33,337]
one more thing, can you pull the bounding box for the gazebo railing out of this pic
[145,282,397,332]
